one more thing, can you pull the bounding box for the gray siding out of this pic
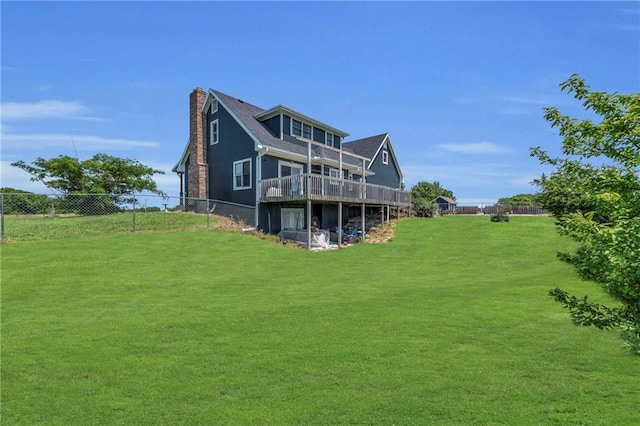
[260,155,280,180]
[261,116,280,137]
[206,102,256,206]
[367,143,402,188]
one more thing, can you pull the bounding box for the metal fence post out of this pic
[1,193,5,242]
[132,190,136,232]
[207,200,210,229]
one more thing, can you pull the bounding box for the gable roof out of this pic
[343,133,404,184]
[342,133,387,161]
[205,89,367,170]
[174,88,398,176]
[435,196,457,204]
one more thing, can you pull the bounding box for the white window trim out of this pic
[290,118,312,139]
[211,99,218,114]
[291,118,302,137]
[277,160,304,178]
[326,132,334,146]
[210,119,219,145]
[233,158,252,190]
[382,150,389,165]
[329,167,340,185]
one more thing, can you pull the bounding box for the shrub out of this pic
[490,212,510,222]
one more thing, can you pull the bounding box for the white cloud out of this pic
[0,160,50,192]
[1,100,96,121]
[437,142,510,154]
[401,161,541,204]
[1,132,159,151]
[33,84,54,93]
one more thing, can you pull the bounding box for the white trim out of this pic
[329,167,340,185]
[366,133,404,184]
[294,136,370,161]
[382,150,388,165]
[278,160,304,178]
[172,137,191,172]
[209,119,219,145]
[326,132,334,146]
[233,158,252,190]
[290,118,312,139]
[211,99,218,114]
[255,105,349,138]
[204,90,262,152]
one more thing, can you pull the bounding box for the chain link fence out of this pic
[0,192,256,242]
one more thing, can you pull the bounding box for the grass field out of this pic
[2,216,639,424]
[0,211,214,242]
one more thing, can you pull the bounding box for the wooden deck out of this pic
[259,174,411,206]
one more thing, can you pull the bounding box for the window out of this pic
[233,158,252,190]
[211,99,218,114]
[292,119,302,136]
[382,150,389,165]
[329,168,340,185]
[325,132,334,146]
[291,118,312,139]
[210,119,219,145]
[279,161,304,195]
[281,208,304,230]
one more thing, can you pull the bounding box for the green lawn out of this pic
[1,211,213,241]
[2,216,638,424]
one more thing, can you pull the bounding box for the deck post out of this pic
[361,203,365,241]
[338,148,343,248]
[307,199,312,249]
[338,201,342,248]
[307,141,312,249]
[361,158,366,241]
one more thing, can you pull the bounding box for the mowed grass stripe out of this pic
[2,216,638,424]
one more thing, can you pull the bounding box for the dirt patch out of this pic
[363,220,398,244]
[214,214,400,245]
[210,214,249,231]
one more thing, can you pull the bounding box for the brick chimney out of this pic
[187,87,207,200]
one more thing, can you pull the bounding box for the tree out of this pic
[496,193,540,208]
[11,154,166,214]
[530,74,640,354]
[411,181,455,217]
[0,188,51,215]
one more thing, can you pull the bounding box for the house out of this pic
[434,196,457,213]
[173,87,411,246]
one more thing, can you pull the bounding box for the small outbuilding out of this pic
[433,196,457,213]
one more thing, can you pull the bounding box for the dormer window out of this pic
[291,118,312,139]
[382,150,389,165]
[326,132,334,146]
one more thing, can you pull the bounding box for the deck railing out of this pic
[259,174,411,206]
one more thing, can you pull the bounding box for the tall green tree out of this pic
[12,153,165,197]
[530,74,640,354]
[496,193,540,207]
[12,154,166,214]
[411,181,454,217]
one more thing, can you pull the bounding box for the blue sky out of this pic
[2,1,639,205]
